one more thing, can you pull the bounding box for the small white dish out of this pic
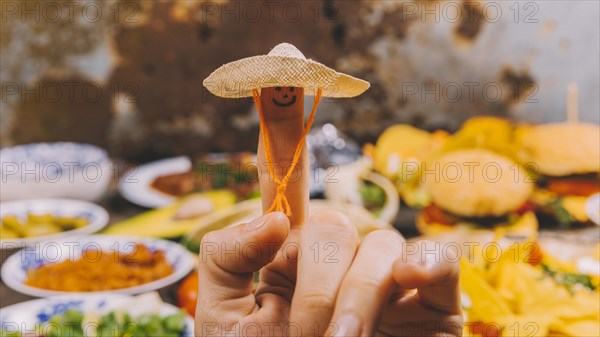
[118,156,191,208]
[0,198,109,250]
[0,293,194,336]
[1,235,195,297]
[0,142,112,202]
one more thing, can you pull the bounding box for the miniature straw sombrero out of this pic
[203,43,369,217]
[203,43,370,98]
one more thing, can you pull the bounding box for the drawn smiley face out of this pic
[272,86,297,107]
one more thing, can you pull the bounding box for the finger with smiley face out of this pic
[257,86,308,227]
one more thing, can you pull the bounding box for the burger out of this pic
[416,149,537,236]
[366,124,448,208]
[515,122,600,227]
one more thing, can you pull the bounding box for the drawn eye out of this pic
[275,87,282,91]
[289,87,295,92]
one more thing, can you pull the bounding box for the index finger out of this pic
[256,86,309,228]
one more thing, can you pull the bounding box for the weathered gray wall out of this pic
[1,0,598,161]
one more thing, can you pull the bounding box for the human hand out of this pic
[195,210,463,337]
[197,85,461,336]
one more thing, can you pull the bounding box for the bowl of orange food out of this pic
[1,235,195,297]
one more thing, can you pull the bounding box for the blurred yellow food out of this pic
[105,190,236,238]
[373,124,433,178]
[27,213,55,224]
[25,243,173,291]
[424,149,533,217]
[442,116,518,159]
[0,213,89,239]
[506,211,539,237]
[1,215,22,233]
[0,226,19,239]
[369,124,449,207]
[21,223,63,237]
[369,118,521,208]
[529,187,592,226]
[461,233,600,337]
[561,196,590,222]
[514,122,600,176]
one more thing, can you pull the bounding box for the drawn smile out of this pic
[272,96,297,107]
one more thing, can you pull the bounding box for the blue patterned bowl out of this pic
[0,142,112,202]
[0,198,109,249]
[0,293,194,336]
[1,235,195,297]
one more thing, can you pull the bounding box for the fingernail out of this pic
[246,213,274,231]
[333,314,361,337]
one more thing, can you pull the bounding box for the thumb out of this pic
[196,212,290,316]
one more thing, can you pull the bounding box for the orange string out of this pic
[252,88,323,217]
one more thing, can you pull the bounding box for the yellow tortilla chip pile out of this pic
[461,237,600,337]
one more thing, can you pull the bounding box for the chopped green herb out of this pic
[545,199,575,228]
[541,263,596,294]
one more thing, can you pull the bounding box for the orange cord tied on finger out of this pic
[203,43,369,217]
[252,88,323,217]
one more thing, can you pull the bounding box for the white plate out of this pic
[585,193,600,225]
[0,199,109,250]
[0,293,194,336]
[1,235,195,297]
[119,156,191,208]
[0,142,112,202]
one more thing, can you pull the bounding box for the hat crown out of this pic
[267,43,306,59]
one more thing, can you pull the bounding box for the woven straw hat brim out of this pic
[203,55,370,98]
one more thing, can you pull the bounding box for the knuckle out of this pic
[309,210,351,227]
[309,210,359,241]
[362,230,405,257]
[344,273,382,291]
[363,229,405,247]
[296,291,335,310]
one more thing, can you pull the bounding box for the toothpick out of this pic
[566,82,579,124]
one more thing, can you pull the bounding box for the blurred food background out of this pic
[1,1,599,336]
[1,0,598,160]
